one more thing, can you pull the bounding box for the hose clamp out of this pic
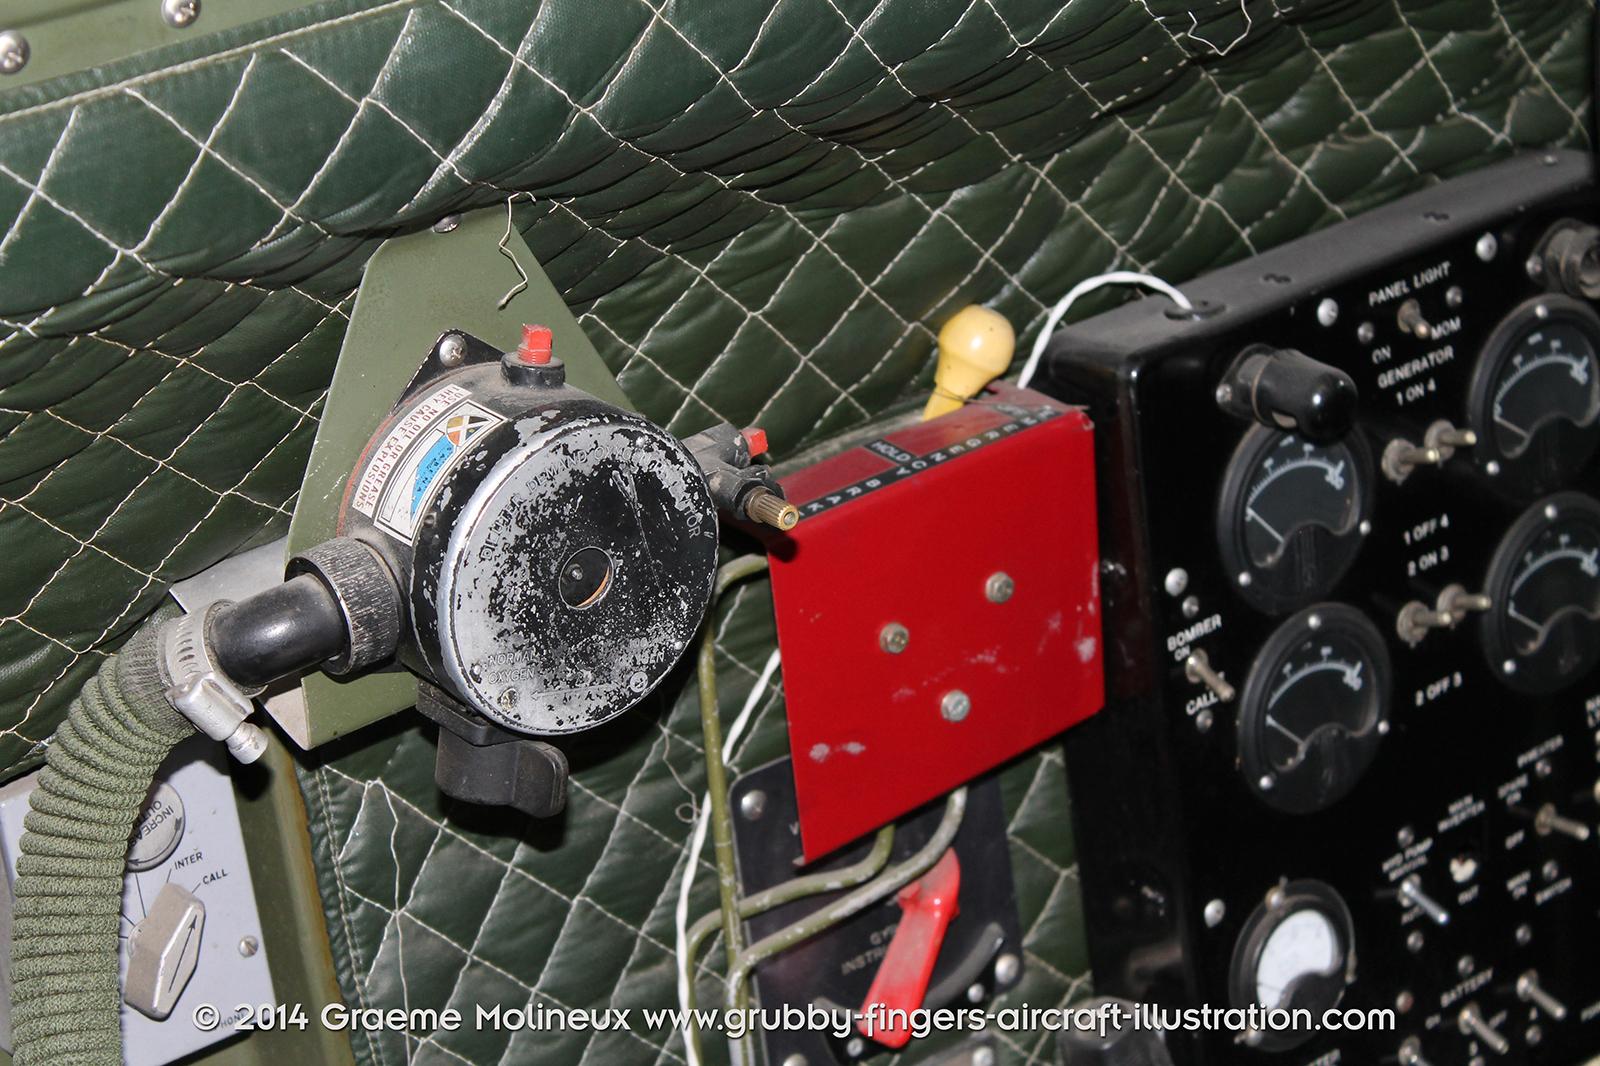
[159,607,269,764]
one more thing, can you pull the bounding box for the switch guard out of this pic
[732,758,1024,1066]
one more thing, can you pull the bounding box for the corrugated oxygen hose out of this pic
[9,606,194,1066]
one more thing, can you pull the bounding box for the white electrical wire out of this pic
[675,647,782,1066]
[1016,271,1193,389]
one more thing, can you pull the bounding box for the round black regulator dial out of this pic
[1237,604,1390,814]
[1467,295,1600,497]
[1228,880,1355,1052]
[1217,426,1374,614]
[1481,492,1600,695]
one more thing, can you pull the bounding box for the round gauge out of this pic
[1217,426,1375,614]
[1480,492,1600,695]
[1467,295,1600,497]
[1236,604,1390,814]
[1228,880,1355,1051]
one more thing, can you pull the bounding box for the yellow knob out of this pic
[922,305,1015,420]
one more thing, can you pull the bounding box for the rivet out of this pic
[1316,298,1339,327]
[1397,825,1415,848]
[628,671,648,693]
[993,953,1020,984]
[433,214,462,233]
[972,1049,996,1066]
[1515,923,1533,946]
[1357,322,1375,345]
[985,571,1015,603]
[1446,285,1464,308]
[238,936,259,957]
[161,0,200,28]
[1535,303,1550,320]
[1181,595,1200,619]
[438,333,467,367]
[1475,233,1498,261]
[879,623,909,654]
[1486,460,1500,475]
[1237,571,1252,587]
[1458,955,1475,977]
[1258,774,1273,790]
[498,688,519,709]
[1359,520,1372,535]
[739,790,767,821]
[1396,990,1414,1013]
[1203,898,1226,927]
[0,31,27,74]
[845,1037,865,1058]
[966,983,985,1003]
[941,690,971,722]
[1164,568,1189,596]
[1528,256,1546,280]
[1407,929,1425,953]
[1195,708,1213,733]
[1545,504,1559,520]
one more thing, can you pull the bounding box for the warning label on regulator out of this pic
[350,383,503,540]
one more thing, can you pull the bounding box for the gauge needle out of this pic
[1247,506,1286,546]
[1265,714,1311,766]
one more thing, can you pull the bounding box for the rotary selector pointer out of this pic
[1457,1002,1509,1055]
[1516,970,1567,1021]
[1398,874,1449,925]
[1216,346,1358,443]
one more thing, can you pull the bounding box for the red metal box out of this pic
[769,383,1104,860]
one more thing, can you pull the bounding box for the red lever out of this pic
[858,849,960,1048]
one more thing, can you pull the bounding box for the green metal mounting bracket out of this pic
[271,206,633,749]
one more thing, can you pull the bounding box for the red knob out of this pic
[517,324,553,365]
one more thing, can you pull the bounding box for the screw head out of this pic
[993,952,1020,984]
[1164,567,1189,596]
[1542,859,1560,883]
[1359,519,1372,535]
[972,1049,996,1066]
[1526,1024,1543,1047]
[966,982,985,1003]
[1357,321,1375,344]
[1486,460,1501,475]
[1527,255,1545,279]
[1396,990,1414,1013]
[1237,571,1252,587]
[0,31,27,74]
[1397,825,1415,848]
[941,690,971,722]
[433,213,462,233]
[1195,708,1213,733]
[1317,298,1339,327]
[628,671,648,693]
[437,333,467,367]
[1476,233,1499,261]
[1204,898,1226,927]
[161,0,200,28]
[739,789,767,821]
[1407,929,1425,953]
[1446,285,1464,308]
[1258,774,1273,790]
[238,936,259,957]
[1458,954,1475,977]
[879,622,909,654]
[1181,594,1200,619]
[498,688,519,709]
[1516,923,1533,946]
[845,1037,865,1058]
[782,1055,808,1066]
[985,571,1015,603]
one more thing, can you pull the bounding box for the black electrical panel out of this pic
[1038,150,1600,1066]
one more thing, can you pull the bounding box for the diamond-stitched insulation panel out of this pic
[297,577,1092,1066]
[0,3,1592,1064]
[0,0,1590,769]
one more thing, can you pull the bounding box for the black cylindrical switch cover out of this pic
[1221,346,1357,443]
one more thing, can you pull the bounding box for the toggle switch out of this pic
[859,850,961,1048]
[1534,802,1591,841]
[1396,602,1457,647]
[1436,584,1491,618]
[1516,970,1567,1021]
[1183,648,1235,702]
[1457,1002,1509,1054]
[123,883,205,1021]
[1398,874,1450,925]
[1382,438,1444,483]
[1423,419,1477,460]
[1397,1036,1434,1066]
[1397,299,1433,339]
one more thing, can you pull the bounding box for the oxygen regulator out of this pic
[160,324,797,818]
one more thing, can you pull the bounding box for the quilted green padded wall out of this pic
[0,0,1592,1063]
